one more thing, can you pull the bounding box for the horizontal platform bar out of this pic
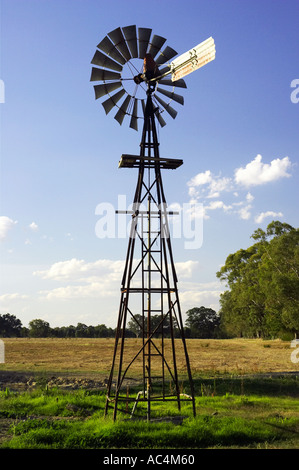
[115,210,179,215]
[119,154,183,170]
[121,288,176,293]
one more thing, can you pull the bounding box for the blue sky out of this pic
[0,0,298,328]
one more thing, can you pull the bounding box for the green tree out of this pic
[127,314,143,338]
[28,319,51,337]
[185,306,220,338]
[0,313,23,337]
[75,323,89,337]
[217,221,299,339]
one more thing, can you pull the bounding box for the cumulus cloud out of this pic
[29,222,39,232]
[237,205,252,220]
[186,154,292,222]
[187,171,232,200]
[179,281,224,313]
[246,192,254,202]
[0,293,29,302]
[34,258,124,282]
[175,260,199,278]
[254,211,283,224]
[0,216,17,241]
[38,282,116,300]
[34,258,200,301]
[234,155,291,187]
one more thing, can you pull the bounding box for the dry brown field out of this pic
[0,337,297,379]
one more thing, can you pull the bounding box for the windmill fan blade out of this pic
[102,89,126,114]
[97,36,126,65]
[108,27,131,61]
[155,110,166,128]
[154,94,178,119]
[122,25,138,58]
[147,34,167,59]
[156,87,184,105]
[91,50,123,72]
[141,99,146,116]
[157,66,170,76]
[158,78,187,88]
[155,46,178,65]
[138,27,152,58]
[114,95,131,125]
[129,98,138,131]
[94,82,122,100]
[90,67,121,82]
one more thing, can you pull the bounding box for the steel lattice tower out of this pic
[104,85,196,420]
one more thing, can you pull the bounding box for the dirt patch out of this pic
[0,370,141,392]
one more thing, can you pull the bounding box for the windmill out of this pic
[90,26,215,421]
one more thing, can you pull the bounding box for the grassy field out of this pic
[0,338,298,450]
[0,337,297,375]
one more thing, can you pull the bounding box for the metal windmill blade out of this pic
[91,50,123,72]
[138,27,152,59]
[153,94,178,119]
[90,25,187,130]
[108,27,131,62]
[147,34,167,58]
[102,89,126,115]
[156,87,184,105]
[122,25,138,58]
[129,98,139,131]
[97,35,126,65]
[159,78,187,88]
[90,68,121,82]
[114,95,132,125]
[93,82,123,100]
[155,46,178,65]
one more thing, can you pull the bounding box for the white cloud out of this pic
[206,200,232,212]
[39,282,116,300]
[0,216,18,241]
[254,211,283,224]
[29,222,39,232]
[235,155,292,187]
[187,171,232,200]
[34,258,201,302]
[175,260,199,278]
[188,170,212,187]
[246,192,254,202]
[179,281,224,313]
[34,258,124,282]
[186,154,292,223]
[0,293,29,301]
[207,176,232,198]
[238,205,252,220]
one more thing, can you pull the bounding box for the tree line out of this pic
[0,307,220,339]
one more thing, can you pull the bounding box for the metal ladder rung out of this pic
[143,309,162,312]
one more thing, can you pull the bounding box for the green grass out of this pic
[1,377,299,449]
